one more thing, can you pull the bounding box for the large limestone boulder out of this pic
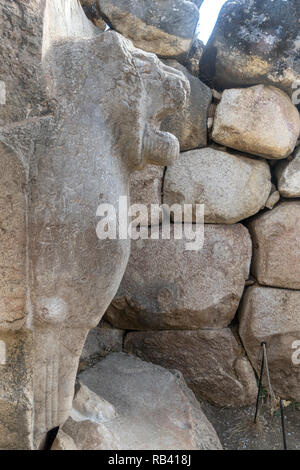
[163,147,272,223]
[54,354,223,449]
[249,201,300,289]
[276,148,300,198]
[212,85,300,159]
[129,165,164,226]
[97,0,199,61]
[125,329,257,407]
[161,61,212,151]
[105,225,252,330]
[199,0,300,97]
[239,286,300,402]
[76,353,222,450]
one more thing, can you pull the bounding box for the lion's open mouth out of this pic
[141,123,180,168]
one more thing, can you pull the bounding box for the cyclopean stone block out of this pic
[199,0,300,98]
[249,201,300,290]
[97,0,199,62]
[212,86,300,160]
[125,329,258,407]
[163,147,271,223]
[105,224,251,330]
[239,286,300,402]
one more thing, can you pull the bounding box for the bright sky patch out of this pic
[197,0,227,44]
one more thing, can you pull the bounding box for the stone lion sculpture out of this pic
[0,0,188,449]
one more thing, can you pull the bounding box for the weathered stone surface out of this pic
[0,330,33,450]
[199,0,300,97]
[212,85,300,159]
[72,382,117,423]
[0,0,100,126]
[53,381,120,450]
[163,147,271,223]
[0,0,188,449]
[184,37,204,77]
[239,286,300,401]
[0,143,27,330]
[265,191,280,210]
[62,417,121,450]
[79,324,124,371]
[0,1,47,125]
[0,141,33,450]
[80,0,107,30]
[161,61,212,151]
[129,165,164,226]
[80,0,97,6]
[97,0,200,61]
[78,353,222,449]
[105,225,251,329]
[249,201,300,289]
[276,148,300,198]
[51,430,77,450]
[125,329,257,407]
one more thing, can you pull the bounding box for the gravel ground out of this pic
[202,400,300,450]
